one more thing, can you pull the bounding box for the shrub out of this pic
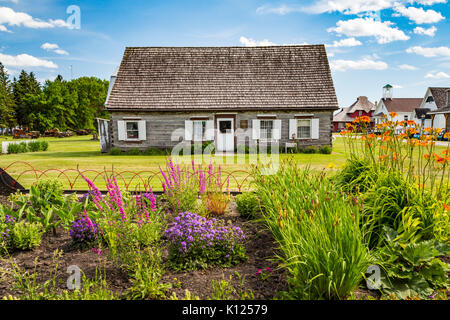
[109,147,122,155]
[69,215,100,245]
[235,193,260,220]
[299,145,317,154]
[39,140,49,151]
[253,160,371,300]
[126,148,141,155]
[319,145,332,154]
[142,148,166,156]
[7,143,20,154]
[11,221,43,250]
[28,141,41,152]
[6,141,49,154]
[165,212,247,270]
[18,142,28,153]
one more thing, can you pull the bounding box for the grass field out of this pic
[0,134,448,191]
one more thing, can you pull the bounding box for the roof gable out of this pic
[106,45,339,111]
[381,98,422,113]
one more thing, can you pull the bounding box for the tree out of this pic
[0,62,16,130]
[12,70,41,128]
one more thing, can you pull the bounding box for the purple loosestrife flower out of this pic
[80,173,104,211]
[106,176,127,222]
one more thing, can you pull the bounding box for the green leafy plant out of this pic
[375,227,450,299]
[39,140,49,151]
[361,171,444,247]
[253,159,371,300]
[11,221,43,250]
[109,147,122,155]
[318,145,332,154]
[27,141,41,152]
[235,192,260,220]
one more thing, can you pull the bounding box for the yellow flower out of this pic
[327,163,336,169]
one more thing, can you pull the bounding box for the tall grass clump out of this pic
[253,159,371,300]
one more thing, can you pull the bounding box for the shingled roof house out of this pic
[332,96,376,132]
[413,87,450,131]
[373,84,422,132]
[102,45,338,153]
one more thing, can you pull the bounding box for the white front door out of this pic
[216,118,234,152]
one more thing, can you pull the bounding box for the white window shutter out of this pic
[205,120,215,141]
[117,120,126,141]
[311,118,320,139]
[185,120,193,141]
[138,120,146,141]
[273,119,282,140]
[252,120,260,140]
[289,119,297,140]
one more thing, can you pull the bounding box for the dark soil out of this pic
[161,208,288,299]
[0,198,289,299]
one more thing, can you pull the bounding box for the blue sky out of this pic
[0,0,449,107]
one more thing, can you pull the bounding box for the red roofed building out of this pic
[332,96,376,132]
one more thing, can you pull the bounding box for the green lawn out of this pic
[0,134,447,191]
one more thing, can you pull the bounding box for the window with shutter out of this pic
[126,121,139,139]
[297,119,311,139]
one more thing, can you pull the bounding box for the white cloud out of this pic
[305,0,396,15]
[327,17,410,44]
[41,42,69,55]
[413,26,437,36]
[399,64,418,70]
[392,84,403,88]
[425,71,450,79]
[0,6,71,32]
[330,57,388,71]
[393,5,444,24]
[256,4,302,15]
[406,46,450,58]
[412,0,447,5]
[239,36,276,47]
[326,37,362,47]
[0,52,58,68]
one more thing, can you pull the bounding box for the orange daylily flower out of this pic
[442,149,450,155]
[382,136,390,142]
[424,154,431,160]
[379,155,388,161]
[389,112,398,118]
[443,204,450,211]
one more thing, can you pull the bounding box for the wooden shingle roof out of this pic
[105,45,338,111]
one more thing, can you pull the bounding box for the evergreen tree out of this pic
[0,62,16,130]
[12,70,41,128]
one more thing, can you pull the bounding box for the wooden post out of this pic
[431,114,435,128]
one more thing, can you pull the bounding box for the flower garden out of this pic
[0,114,449,300]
